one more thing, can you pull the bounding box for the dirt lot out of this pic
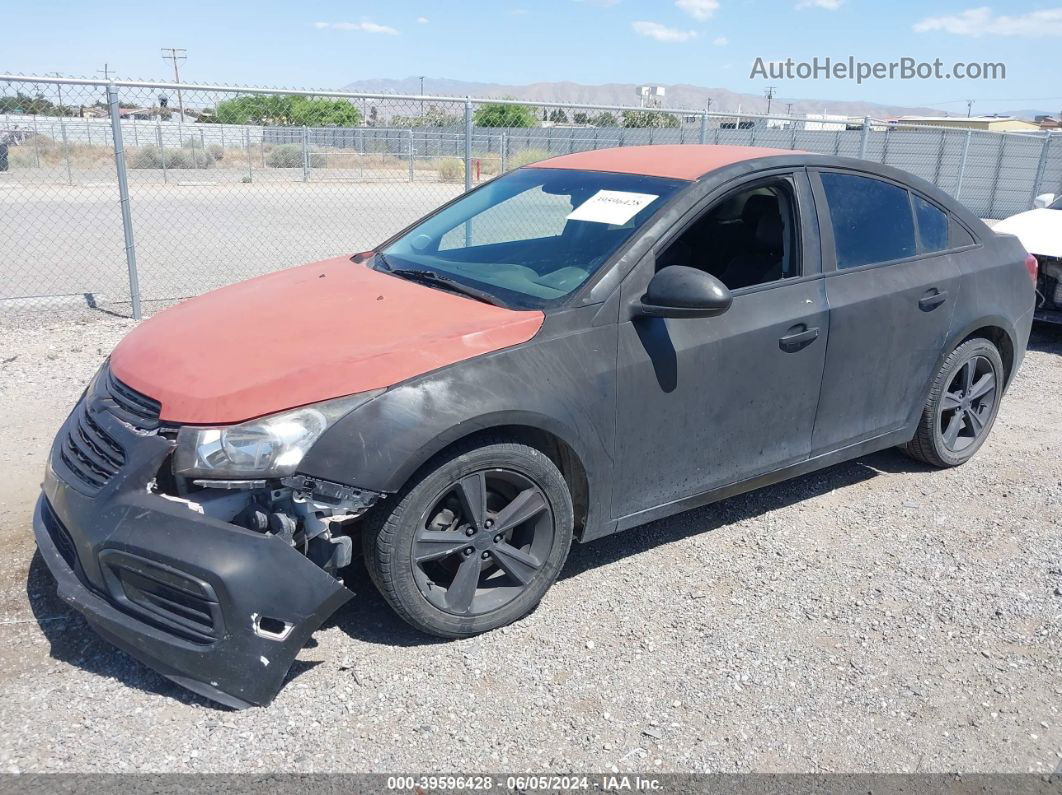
[0,308,1059,774]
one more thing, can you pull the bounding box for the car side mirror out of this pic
[1033,193,1056,209]
[635,266,733,319]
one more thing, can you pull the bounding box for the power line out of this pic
[161,47,187,119]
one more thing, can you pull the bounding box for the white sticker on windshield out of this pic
[566,190,659,226]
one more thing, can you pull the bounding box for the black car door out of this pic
[612,170,829,521]
[809,169,962,454]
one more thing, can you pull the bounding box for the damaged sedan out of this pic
[34,145,1035,707]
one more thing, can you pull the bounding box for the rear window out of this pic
[914,195,949,253]
[821,172,916,269]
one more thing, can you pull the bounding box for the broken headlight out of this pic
[173,390,382,479]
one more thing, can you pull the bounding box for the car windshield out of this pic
[378,167,685,309]
[1050,195,1062,210]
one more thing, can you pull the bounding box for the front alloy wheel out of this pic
[363,440,574,638]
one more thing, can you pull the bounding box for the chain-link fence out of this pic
[2,74,1060,318]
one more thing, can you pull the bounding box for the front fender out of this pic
[297,326,618,533]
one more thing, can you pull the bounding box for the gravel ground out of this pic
[0,308,1060,775]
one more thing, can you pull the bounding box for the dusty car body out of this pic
[34,145,1035,708]
[993,193,1062,323]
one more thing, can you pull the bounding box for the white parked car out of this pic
[994,193,1062,323]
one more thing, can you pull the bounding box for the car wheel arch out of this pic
[386,417,594,541]
[909,317,1018,433]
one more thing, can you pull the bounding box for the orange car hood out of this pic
[110,257,545,424]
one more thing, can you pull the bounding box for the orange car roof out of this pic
[527,144,800,181]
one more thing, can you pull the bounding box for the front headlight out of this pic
[173,390,382,479]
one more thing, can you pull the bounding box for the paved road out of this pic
[0,172,464,307]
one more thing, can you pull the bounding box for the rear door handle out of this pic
[919,289,948,311]
[778,324,820,352]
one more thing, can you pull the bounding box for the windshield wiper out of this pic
[385,266,505,307]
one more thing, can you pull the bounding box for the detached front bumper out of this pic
[33,400,353,708]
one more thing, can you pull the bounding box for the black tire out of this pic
[361,439,574,638]
[903,337,1005,468]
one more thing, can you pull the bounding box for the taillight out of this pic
[1024,254,1039,285]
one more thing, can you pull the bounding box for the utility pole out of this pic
[764,85,777,115]
[706,97,712,113]
[97,63,114,80]
[966,99,974,118]
[161,48,187,120]
[418,75,426,115]
[786,102,793,117]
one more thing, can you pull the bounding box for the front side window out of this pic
[820,172,916,269]
[1050,194,1062,210]
[914,195,949,253]
[381,168,684,309]
[656,179,800,290]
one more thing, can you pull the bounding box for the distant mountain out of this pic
[341,77,941,119]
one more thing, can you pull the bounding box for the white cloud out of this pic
[632,20,699,42]
[796,0,843,9]
[914,6,1062,37]
[416,16,429,24]
[712,35,729,45]
[675,0,719,20]
[314,20,400,34]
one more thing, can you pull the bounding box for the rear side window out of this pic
[914,195,949,253]
[820,172,916,269]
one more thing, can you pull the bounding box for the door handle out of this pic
[778,324,820,352]
[918,289,948,311]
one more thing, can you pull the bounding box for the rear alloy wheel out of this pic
[362,440,574,638]
[903,338,1004,468]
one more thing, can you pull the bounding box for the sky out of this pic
[4,0,1062,114]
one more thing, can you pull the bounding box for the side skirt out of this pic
[586,427,913,541]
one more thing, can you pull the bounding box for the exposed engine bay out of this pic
[1036,256,1062,318]
[152,472,382,579]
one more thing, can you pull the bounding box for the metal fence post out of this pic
[59,115,73,186]
[1030,134,1052,206]
[955,130,972,200]
[407,128,414,183]
[987,133,1008,219]
[699,111,708,145]
[501,129,508,172]
[463,97,473,192]
[302,125,310,182]
[932,128,947,185]
[157,122,167,184]
[31,115,40,167]
[244,127,253,183]
[107,82,142,321]
[858,116,870,160]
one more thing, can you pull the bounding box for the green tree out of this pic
[573,112,589,125]
[213,94,363,126]
[548,108,569,124]
[473,101,538,128]
[621,109,680,129]
[0,92,77,116]
[589,111,618,127]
